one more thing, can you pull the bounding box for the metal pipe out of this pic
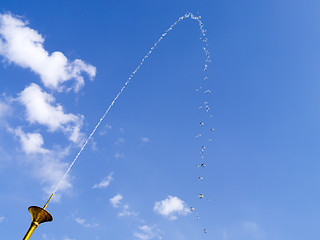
[23,222,38,240]
[22,206,53,240]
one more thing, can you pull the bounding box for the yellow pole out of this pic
[43,194,54,210]
[23,222,38,240]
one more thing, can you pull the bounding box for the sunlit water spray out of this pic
[48,12,213,233]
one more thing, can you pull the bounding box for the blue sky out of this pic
[0,0,320,240]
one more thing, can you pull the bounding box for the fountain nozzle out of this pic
[22,194,54,240]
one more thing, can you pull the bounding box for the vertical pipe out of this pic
[43,194,54,210]
[22,222,38,240]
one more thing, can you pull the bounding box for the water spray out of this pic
[22,12,211,239]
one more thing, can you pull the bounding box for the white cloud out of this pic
[21,148,71,202]
[37,148,72,202]
[118,204,138,217]
[242,221,263,238]
[134,225,161,240]
[99,124,112,136]
[220,221,265,240]
[74,217,99,228]
[0,100,10,119]
[115,137,125,145]
[13,127,49,154]
[0,216,4,223]
[153,196,190,220]
[114,153,124,159]
[93,172,113,189]
[110,193,123,208]
[90,138,98,151]
[109,194,138,217]
[140,137,150,143]
[0,13,96,92]
[8,127,72,201]
[64,237,75,240]
[18,83,84,143]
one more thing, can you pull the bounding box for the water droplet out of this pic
[204,101,208,105]
[197,216,200,220]
[203,76,208,81]
[196,164,200,168]
[199,176,204,180]
[204,64,208,71]
[204,90,211,94]
[195,133,202,138]
[201,163,206,167]
[200,122,204,126]
[206,106,210,112]
[190,207,195,212]
[196,86,203,92]
[198,194,204,199]
[204,229,208,233]
[209,115,213,118]
[210,128,215,131]
[209,139,213,142]
[199,106,203,109]
[202,146,206,149]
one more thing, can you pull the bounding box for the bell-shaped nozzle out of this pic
[22,206,53,240]
[28,206,53,224]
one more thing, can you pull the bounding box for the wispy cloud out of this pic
[114,153,124,159]
[118,204,138,217]
[0,100,11,119]
[7,126,72,202]
[242,221,264,238]
[154,196,190,220]
[110,194,138,217]
[115,137,125,145]
[220,221,265,240]
[74,217,99,228]
[18,83,84,143]
[0,216,4,223]
[92,172,113,189]
[0,13,96,92]
[6,125,72,201]
[110,193,123,208]
[35,147,72,202]
[64,237,75,240]
[133,225,162,240]
[90,138,98,151]
[99,124,112,136]
[140,137,150,143]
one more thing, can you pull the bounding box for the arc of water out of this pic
[48,12,211,204]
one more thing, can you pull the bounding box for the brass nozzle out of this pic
[22,206,53,240]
